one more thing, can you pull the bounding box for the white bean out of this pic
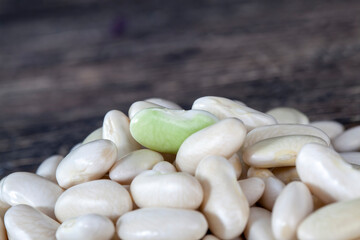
[128,101,163,119]
[152,161,177,174]
[109,149,163,184]
[1,172,63,218]
[116,207,208,240]
[310,120,344,140]
[340,151,360,166]
[238,177,265,206]
[272,181,313,240]
[228,153,242,179]
[56,214,115,240]
[195,156,249,239]
[56,139,118,189]
[192,96,276,131]
[333,126,360,152]
[55,179,132,222]
[243,135,326,168]
[297,198,360,240]
[4,204,59,240]
[83,127,103,144]
[272,166,300,184]
[244,207,275,240]
[130,170,203,209]
[102,110,141,157]
[176,118,246,175]
[243,124,331,149]
[145,98,182,110]
[36,155,63,183]
[297,143,360,203]
[258,176,285,211]
[266,107,309,124]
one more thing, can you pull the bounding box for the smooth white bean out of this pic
[83,127,103,144]
[333,125,360,152]
[4,204,59,240]
[176,118,247,175]
[116,207,208,240]
[244,207,275,240]
[36,155,63,183]
[56,214,115,240]
[258,176,285,211]
[56,139,118,189]
[272,181,313,240]
[55,180,132,222]
[238,177,265,206]
[310,121,344,140]
[297,143,360,203]
[266,107,309,124]
[195,156,249,239]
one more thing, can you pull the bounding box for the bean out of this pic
[297,143,360,203]
[128,101,163,119]
[152,161,177,173]
[272,166,300,184]
[192,96,276,131]
[272,181,313,240]
[266,107,309,124]
[55,179,132,222]
[36,155,63,183]
[56,139,118,189]
[56,214,115,240]
[258,176,285,211]
[83,127,103,144]
[130,170,203,209]
[1,172,63,218]
[297,198,360,240]
[116,207,208,240]
[228,153,242,179]
[103,110,141,157]
[243,124,331,149]
[310,120,344,140]
[145,98,183,110]
[333,125,360,152]
[130,108,218,154]
[195,156,249,239]
[244,207,275,240]
[4,204,59,240]
[238,177,265,206]
[176,118,246,175]
[244,135,326,168]
[109,149,164,184]
[340,151,360,166]
[247,167,274,179]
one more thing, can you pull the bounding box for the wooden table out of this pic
[1,0,360,178]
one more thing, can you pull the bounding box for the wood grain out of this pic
[1,0,360,178]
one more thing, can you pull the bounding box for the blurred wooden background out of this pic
[1,0,360,178]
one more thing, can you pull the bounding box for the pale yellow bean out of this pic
[238,177,265,206]
[116,207,208,240]
[297,198,360,240]
[36,155,63,183]
[55,180,132,222]
[56,139,118,189]
[109,149,163,184]
[195,156,249,239]
[4,204,59,240]
[244,207,275,240]
[56,214,115,240]
[176,118,246,175]
[297,143,360,203]
[272,181,313,240]
[130,170,203,209]
[1,172,63,218]
[243,135,326,168]
[258,176,285,211]
[103,110,141,157]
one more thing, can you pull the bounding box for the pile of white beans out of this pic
[1,96,360,240]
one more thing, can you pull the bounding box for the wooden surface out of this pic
[1,0,360,178]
